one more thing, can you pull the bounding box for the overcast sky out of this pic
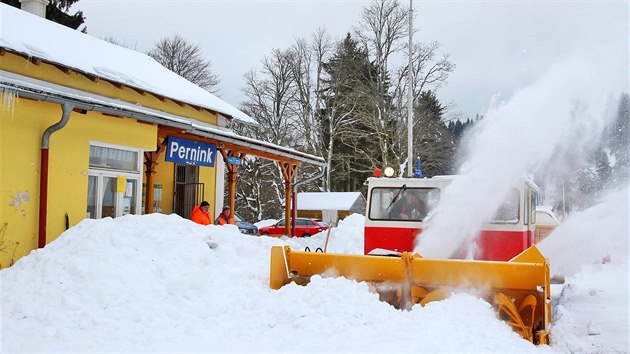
[71,0,628,120]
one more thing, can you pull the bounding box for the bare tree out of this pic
[101,36,137,50]
[287,29,336,188]
[235,48,303,219]
[147,34,220,93]
[352,0,410,169]
[394,41,455,103]
[355,0,454,172]
[355,0,408,92]
[241,48,300,147]
[288,37,317,153]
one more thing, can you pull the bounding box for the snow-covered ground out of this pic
[1,195,627,352]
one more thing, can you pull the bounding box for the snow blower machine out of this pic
[269,175,551,345]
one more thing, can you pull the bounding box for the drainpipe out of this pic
[39,102,73,248]
[291,166,326,237]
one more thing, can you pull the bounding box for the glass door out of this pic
[123,179,137,215]
[87,175,97,219]
[86,173,140,219]
[101,176,117,218]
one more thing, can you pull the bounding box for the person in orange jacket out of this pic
[215,205,235,225]
[191,201,212,225]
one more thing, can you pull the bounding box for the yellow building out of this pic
[0,3,324,268]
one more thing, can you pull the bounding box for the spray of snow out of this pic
[416,55,624,259]
[537,184,629,277]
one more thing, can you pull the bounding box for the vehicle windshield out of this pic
[369,187,440,221]
[490,189,520,224]
[233,213,243,222]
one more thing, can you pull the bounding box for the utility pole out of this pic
[407,0,414,177]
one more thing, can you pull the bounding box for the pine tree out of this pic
[414,90,455,176]
[2,0,86,31]
[320,33,384,191]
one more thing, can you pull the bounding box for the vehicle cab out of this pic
[364,176,539,261]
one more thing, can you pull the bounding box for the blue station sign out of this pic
[227,156,241,166]
[165,136,216,167]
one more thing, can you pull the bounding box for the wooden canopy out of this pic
[144,125,325,236]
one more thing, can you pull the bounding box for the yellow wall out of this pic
[1,94,44,268]
[1,94,157,267]
[48,107,156,240]
[152,151,175,214]
[199,162,217,220]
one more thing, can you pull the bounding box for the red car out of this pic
[259,218,329,237]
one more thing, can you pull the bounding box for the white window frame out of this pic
[87,141,143,219]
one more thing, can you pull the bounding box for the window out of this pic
[89,145,140,172]
[530,190,538,225]
[369,187,440,221]
[87,143,142,219]
[297,219,314,226]
[491,189,520,224]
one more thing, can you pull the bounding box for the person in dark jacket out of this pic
[215,205,235,225]
[390,191,426,221]
[191,201,212,225]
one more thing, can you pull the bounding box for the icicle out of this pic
[1,87,18,119]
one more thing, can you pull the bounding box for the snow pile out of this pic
[551,262,629,352]
[2,213,542,352]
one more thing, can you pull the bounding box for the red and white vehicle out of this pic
[364,176,539,261]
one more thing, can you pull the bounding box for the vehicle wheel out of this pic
[261,232,270,236]
[302,233,310,237]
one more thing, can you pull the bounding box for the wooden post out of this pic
[144,137,167,214]
[280,162,298,237]
[227,168,237,211]
[220,149,245,213]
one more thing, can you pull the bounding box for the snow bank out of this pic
[1,213,542,352]
[551,262,629,352]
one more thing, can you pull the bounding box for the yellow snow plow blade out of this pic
[269,245,551,344]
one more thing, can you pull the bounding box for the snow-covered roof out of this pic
[0,4,256,125]
[0,69,326,166]
[297,192,365,211]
